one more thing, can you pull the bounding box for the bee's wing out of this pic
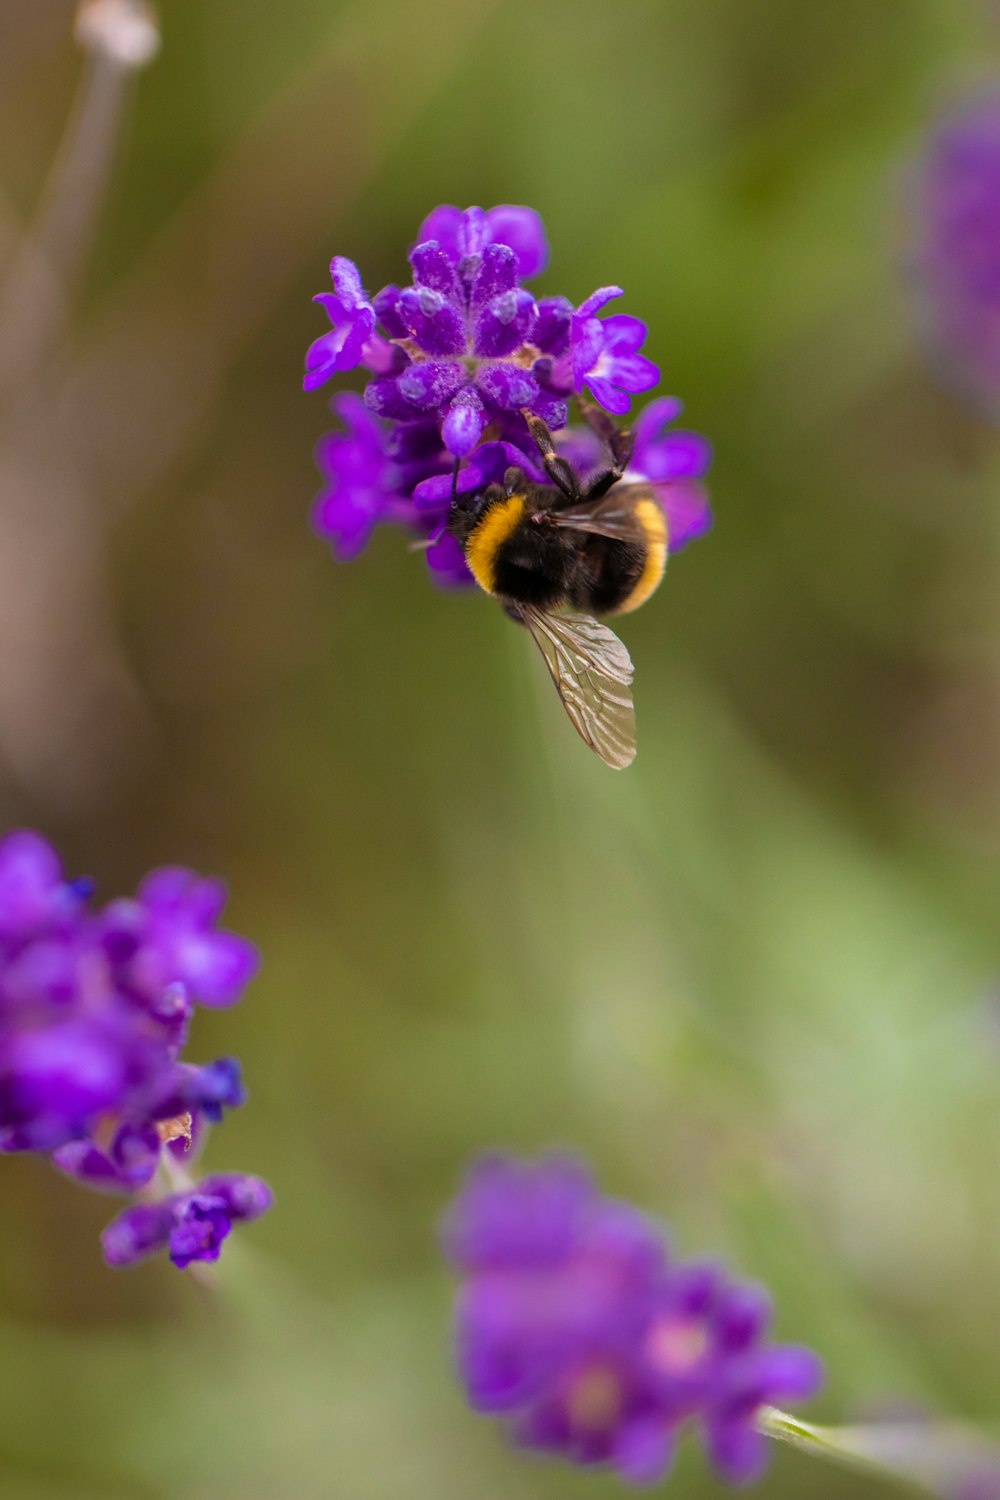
[517,604,636,769]
[547,485,657,542]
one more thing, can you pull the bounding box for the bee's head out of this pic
[448,484,504,543]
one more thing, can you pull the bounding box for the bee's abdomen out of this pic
[592,497,668,617]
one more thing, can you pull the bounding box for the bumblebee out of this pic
[447,404,670,769]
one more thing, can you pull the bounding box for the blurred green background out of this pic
[1,0,1000,1496]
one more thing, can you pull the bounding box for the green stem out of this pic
[759,1406,1000,1497]
[758,1407,930,1493]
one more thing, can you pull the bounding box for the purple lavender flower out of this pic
[312,392,450,562]
[0,829,271,1268]
[556,285,660,417]
[305,204,709,587]
[362,233,567,455]
[304,257,378,392]
[908,88,1000,418]
[416,203,549,279]
[443,1154,822,1486]
[101,1173,272,1269]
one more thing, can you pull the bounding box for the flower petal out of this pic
[477,363,541,410]
[416,204,464,256]
[485,205,549,278]
[398,287,466,356]
[534,296,573,355]
[473,288,537,358]
[409,241,463,301]
[442,390,488,456]
[658,481,714,551]
[470,242,519,309]
[576,285,623,320]
[584,374,631,415]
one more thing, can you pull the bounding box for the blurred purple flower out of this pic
[101,1173,272,1269]
[908,88,1000,417]
[311,393,449,562]
[443,1154,822,1486]
[0,828,270,1268]
[630,397,713,551]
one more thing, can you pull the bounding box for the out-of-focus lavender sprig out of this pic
[304,204,711,586]
[442,1154,822,1487]
[0,829,271,1271]
[907,87,1000,421]
[444,1154,1000,1495]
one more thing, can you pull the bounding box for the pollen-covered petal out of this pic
[485,205,549,278]
[409,240,463,301]
[534,296,573,355]
[398,286,466,355]
[576,284,623,320]
[531,393,569,430]
[442,389,488,456]
[470,242,519,310]
[328,254,367,308]
[476,362,541,411]
[366,361,465,419]
[473,287,537,358]
[372,284,408,339]
[458,205,489,259]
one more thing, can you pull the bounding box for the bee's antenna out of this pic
[450,455,460,509]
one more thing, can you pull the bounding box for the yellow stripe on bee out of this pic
[465,494,526,595]
[611,497,668,616]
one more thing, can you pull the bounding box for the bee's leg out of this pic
[500,599,527,624]
[521,409,579,500]
[575,396,635,498]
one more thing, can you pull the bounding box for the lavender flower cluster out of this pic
[304,203,712,584]
[0,829,271,1270]
[443,1154,822,1487]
